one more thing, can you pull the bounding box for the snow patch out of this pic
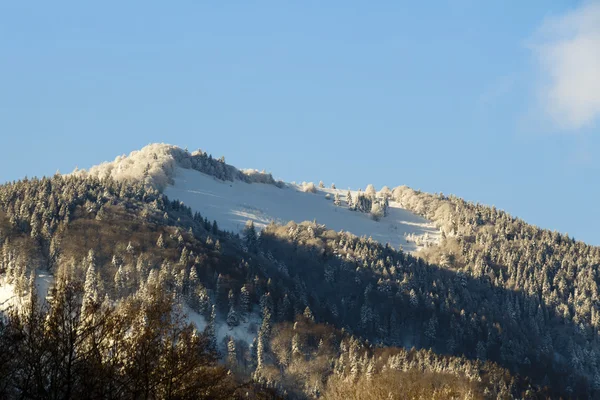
[185,305,261,348]
[0,280,17,314]
[36,272,53,303]
[0,270,54,315]
[165,167,440,252]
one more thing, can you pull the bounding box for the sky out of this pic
[1,1,599,244]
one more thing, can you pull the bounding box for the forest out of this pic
[0,170,598,398]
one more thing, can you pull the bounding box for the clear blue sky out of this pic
[1,1,599,244]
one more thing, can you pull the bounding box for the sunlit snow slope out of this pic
[165,167,439,252]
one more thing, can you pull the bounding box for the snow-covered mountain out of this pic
[76,143,440,252]
[2,142,439,343]
[2,143,595,397]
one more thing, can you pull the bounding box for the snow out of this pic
[185,305,261,347]
[184,305,208,331]
[36,272,53,303]
[165,167,439,252]
[0,280,17,314]
[0,270,54,315]
[74,143,280,191]
[76,143,441,252]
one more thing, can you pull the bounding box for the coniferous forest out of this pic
[1,159,599,399]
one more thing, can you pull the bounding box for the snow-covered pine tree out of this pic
[81,262,100,319]
[370,202,384,221]
[303,306,315,322]
[114,264,126,295]
[206,304,218,354]
[227,290,239,328]
[346,190,354,210]
[240,284,251,321]
[227,336,237,367]
[334,192,341,206]
[365,184,376,198]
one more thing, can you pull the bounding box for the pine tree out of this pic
[179,247,190,266]
[227,305,238,329]
[255,330,265,378]
[292,332,302,357]
[240,284,251,321]
[370,202,384,221]
[365,184,376,198]
[206,304,218,354]
[227,336,237,367]
[366,358,375,381]
[81,262,100,320]
[189,266,199,286]
[334,192,341,207]
[346,190,354,210]
[303,306,315,322]
[243,220,257,247]
[196,284,210,317]
[226,290,239,328]
[114,264,126,295]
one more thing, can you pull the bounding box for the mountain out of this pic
[0,143,598,399]
[75,143,439,252]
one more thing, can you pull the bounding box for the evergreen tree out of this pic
[334,192,341,207]
[243,220,257,247]
[206,304,218,354]
[81,262,100,319]
[227,290,239,328]
[227,336,237,367]
[346,190,354,210]
[365,184,376,198]
[303,306,315,322]
[240,284,251,321]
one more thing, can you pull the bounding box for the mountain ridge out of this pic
[0,144,598,398]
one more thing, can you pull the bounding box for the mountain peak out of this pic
[73,143,281,191]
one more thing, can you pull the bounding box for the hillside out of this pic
[0,143,598,398]
[165,167,438,253]
[75,143,439,252]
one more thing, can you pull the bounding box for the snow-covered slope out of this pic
[74,143,440,252]
[165,167,439,252]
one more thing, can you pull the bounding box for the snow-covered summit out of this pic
[73,143,281,191]
[78,144,440,252]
